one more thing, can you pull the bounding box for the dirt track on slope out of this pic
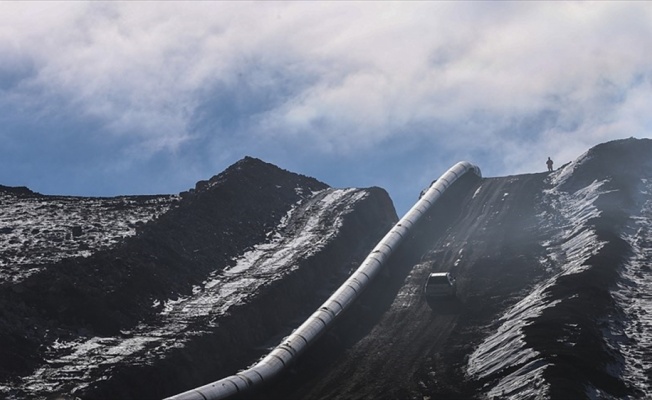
[252,172,551,399]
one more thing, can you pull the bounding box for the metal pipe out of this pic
[166,161,481,400]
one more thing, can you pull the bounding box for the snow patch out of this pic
[0,193,178,283]
[467,177,610,398]
[8,188,369,397]
[608,178,652,396]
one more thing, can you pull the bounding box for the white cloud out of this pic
[2,1,652,204]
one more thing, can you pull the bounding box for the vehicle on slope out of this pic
[424,272,456,299]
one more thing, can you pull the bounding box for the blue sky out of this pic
[2,2,652,215]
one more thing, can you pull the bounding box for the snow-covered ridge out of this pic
[161,188,366,317]
[467,173,610,399]
[3,187,369,399]
[467,140,652,399]
[0,190,179,283]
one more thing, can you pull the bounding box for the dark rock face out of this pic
[0,156,397,399]
[0,185,36,197]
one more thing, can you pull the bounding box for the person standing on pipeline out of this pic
[546,157,554,172]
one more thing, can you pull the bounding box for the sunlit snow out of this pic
[6,188,369,397]
[0,192,178,283]
[467,167,612,399]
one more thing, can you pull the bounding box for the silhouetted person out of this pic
[546,157,553,172]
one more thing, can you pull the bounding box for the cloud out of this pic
[1,1,652,212]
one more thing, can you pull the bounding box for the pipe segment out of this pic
[166,161,481,400]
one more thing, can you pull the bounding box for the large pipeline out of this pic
[166,161,481,400]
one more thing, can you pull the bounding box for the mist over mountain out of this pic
[1,139,651,400]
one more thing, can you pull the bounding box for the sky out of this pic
[2,2,652,215]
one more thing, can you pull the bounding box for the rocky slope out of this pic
[0,157,397,399]
[468,138,652,399]
[2,139,651,400]
[247,138,652,400]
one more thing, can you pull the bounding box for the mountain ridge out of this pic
[1,140,651,399]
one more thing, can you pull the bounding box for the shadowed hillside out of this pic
[0,157,397,399]
[253,138,652,400]
[2,139,652,400]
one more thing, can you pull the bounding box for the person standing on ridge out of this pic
[546,157,553,172]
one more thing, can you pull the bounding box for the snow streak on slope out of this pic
[611,177,652,396]
[467,140,652,399]
[1,188,368,399]
[467,170,610,399]
[160,188,366,320]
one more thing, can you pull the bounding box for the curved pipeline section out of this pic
[166,161,481,400]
